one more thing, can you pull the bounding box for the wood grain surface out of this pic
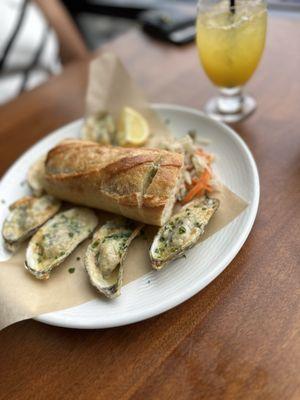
[0,17,299,400]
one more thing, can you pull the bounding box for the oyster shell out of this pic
[85,217,142,298]
[150,196,219,269]
[2,195,61,253]
[25,207,98,279]
[27,156,46,196]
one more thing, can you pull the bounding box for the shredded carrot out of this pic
[188,177,212,187]
[182,169,212,204]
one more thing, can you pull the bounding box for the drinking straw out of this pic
[230,0,235,14]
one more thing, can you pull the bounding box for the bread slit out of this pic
[134,157,159,215]
[142,156,162,196]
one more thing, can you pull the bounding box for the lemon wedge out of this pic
[117,107,150,146]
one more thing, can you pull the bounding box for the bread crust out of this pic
[43,140,183,226]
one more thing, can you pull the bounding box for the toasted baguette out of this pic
[43,140,183,226]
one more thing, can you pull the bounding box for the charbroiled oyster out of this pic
[25,207,98,279]
[85,217,142,298]
[150,197,219,269]
[2,195,61,253]
[27,155,46,196]
[82,112,115,144]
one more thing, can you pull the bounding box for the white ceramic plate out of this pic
[0,104,259,329]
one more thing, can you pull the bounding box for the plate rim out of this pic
[1,103,260,329]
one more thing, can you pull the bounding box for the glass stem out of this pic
[217,87,244,115]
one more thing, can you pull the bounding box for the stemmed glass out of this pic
[196,0,267,123]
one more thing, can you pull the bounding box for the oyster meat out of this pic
[81,112,115,144]
[150,196,219,269]
[85,217,142,298]
[25,207,98,279]
[2,195,61,253]
[27,155,46,196]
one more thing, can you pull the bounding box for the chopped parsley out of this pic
[105,232,131,241]
[68,219,81,234]
[92,240,100,249]
[68,268,75,274]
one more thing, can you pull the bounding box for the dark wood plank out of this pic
[0,17,299,400]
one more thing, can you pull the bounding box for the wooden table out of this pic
[0,16,299,400]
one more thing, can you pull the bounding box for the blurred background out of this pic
[62,0,300,49]
[0,0,299,105]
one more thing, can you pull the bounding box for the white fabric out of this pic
[0,0,61,104]
[0,73,23,104]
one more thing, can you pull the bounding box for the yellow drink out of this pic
[196,0,267,88]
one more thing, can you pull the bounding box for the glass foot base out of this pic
[204,95,256,124]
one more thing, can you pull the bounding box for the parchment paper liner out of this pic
[0,54,247,330]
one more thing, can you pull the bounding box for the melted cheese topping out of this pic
[3,195,60,243]
[26,207,97,275]
[151,197,219,264]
